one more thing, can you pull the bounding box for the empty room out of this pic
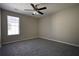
[0,3,79,56]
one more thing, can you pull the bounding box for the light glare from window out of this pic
[7,16,19,35]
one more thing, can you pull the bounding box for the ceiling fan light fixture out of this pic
[33,11,39,15]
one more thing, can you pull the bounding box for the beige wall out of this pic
[0,9,1,46]
[1,9,38,44]
[39,6,79,46]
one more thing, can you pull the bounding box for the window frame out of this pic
[7,15,20,36]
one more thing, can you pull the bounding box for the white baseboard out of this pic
[2,36,38,45]
[2,36,79,47]
[39,36,79,47]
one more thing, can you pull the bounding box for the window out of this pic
[7,15,20,35]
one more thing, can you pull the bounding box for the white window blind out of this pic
[7,15,20,35]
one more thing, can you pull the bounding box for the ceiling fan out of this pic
[24,3,47,15]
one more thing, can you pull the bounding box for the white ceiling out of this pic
[0,3,79,18]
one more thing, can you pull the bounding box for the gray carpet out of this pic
[1,38,79,56]
[0,47,1,56]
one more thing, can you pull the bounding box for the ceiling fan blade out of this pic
[37,10,43,15]
[38,7,47,10]
[30,3,36,10]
